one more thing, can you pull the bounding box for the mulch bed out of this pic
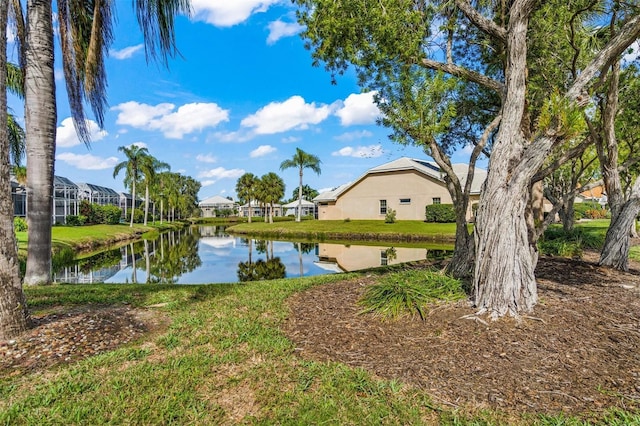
[283,255,640,417]
[0,306,167,378]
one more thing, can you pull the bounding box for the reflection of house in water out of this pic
[316,243,429,272]
[198,226,236,250]
[53,263,123,284]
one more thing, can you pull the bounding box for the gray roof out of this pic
[314,157,487,202]
[53,175,78,188]
[77,182,119,195]
[199,195,235,206]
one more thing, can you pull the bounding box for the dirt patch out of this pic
[0,305,169,378]
[283,254,640,417]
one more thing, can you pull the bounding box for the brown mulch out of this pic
[283,254,640,417]
[0,305,168,378]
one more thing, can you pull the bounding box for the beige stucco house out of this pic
[313,157,486,221]
[199,195,238,218]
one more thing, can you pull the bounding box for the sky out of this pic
[17,2,639,201]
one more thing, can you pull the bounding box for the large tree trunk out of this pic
[599,181,640,270]
[23,0,56,286]
[561,196,575,232]
[0,0,30,338]
[473,2,539,318]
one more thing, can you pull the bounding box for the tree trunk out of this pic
[143,183,149,226]
[445,205,474,279]
[23,0,56,286]
[473,3,539,318]
[599,180,640,271]
[0,0,30,338]
[561,196,575,232]
[130,180,136,227]
[297,169,303,222]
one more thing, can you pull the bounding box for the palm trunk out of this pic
[297,168,303,222]
[0,1,30,337]
[143,183,149,226]
[130,180,136,227]
[24,0,57,286]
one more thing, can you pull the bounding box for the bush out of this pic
[66,215,86,226]
[385,208,396,224]
[358,270,465,320]
[425,204,456,223]
[539,227,605,257]
[101,205,123,224]
[574,202,606,220]
[13,217,27,232]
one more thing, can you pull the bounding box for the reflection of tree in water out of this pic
[293,242,316,254]
[237,258,286,282]
[147,228,202,283]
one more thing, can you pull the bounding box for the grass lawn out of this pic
[227,219,461,242]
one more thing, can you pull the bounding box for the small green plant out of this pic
[359,269,465,320]
[385,208,396,224]
[344,217,351,222]
[13,217,27,232]
[539,227,605,257]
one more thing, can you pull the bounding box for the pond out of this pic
[52,225,453,284]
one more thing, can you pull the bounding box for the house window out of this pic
[399,198,411,205]
[432,197,441,205]
[379,200,387,215]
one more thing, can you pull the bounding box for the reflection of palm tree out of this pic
[147,229,201,283]
[130,242,137,284]
[144,239,151,283]
[239,257,286,282]
[297,242,303,277]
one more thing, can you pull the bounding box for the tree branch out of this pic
[420,58,505,96]
[532,136,593,183]
[454,0,507,43]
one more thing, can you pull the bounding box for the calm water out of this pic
[52,225,452,284]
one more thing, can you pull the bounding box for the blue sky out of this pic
[7,1,478,201]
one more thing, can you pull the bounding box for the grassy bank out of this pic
[15,222,186,259]
[227,220,460,242]
[2,276,633,425]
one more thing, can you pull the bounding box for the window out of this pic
[379,200,387,215]
[432,197,441,205]
[399,198,411,205]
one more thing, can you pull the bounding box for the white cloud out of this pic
[56,153,119,170]
[267,20,304,45]
[250,145,276,158]
[198,167,245,184]
[211,130,254,143]
[201,180,216,187]
[56,117,108,148]
[196,154,218,163]
[7,27,16,43]
[281,136,301,143]
[334,130,373,142]
[334,92,381,126]
[190,0,280,27]
[113,101,229,139]
[241,95,331,135]
[331,144,384,158]
[110,44,144,60]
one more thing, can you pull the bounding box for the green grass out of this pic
[359,269,466,320]
[228,219,460,242]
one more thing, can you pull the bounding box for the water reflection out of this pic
[52,225,452,284]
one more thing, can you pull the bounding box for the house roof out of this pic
[199,195,235,206]
[314,157,487,202]
[283,199,315,208]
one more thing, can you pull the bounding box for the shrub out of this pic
[539,227,605,257]
[13,217,27,232]
[66,215,86,226]
[574,202,606,220]
[344,217,351,222]
[359,270,465,320]
[425,204,456,223]
[385,208,396,224]
[100,205,123,224]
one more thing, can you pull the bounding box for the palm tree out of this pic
[139,155,170,226]
[0,0,30,338]
[260,172,285,224]
[280,148,322,222]
[236,173,259,223]
[10,0,190,287]
[6,63,25,167]
[113,145,150,227]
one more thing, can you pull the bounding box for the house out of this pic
[199,195,238,218]
[77,182,120,207]
[575,184,607,207]
[313,157,486,221]
[238,201,283,218]
[283,199,316,218]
